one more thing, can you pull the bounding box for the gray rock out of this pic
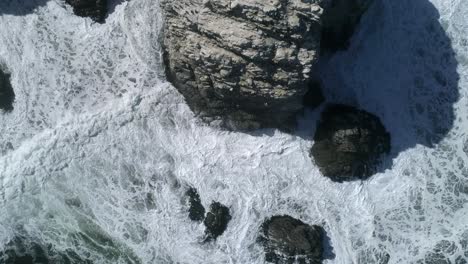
[259,215,324,264]
[311,104,391,181]
[0,69,14,112]
[65,0,107,23]
[161,0,324,130]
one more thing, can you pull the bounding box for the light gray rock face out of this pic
[162,0,324,130]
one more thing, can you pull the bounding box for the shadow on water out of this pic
[293,0,460,178]
[0,0,49,15]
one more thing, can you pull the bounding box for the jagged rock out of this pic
[0,69,14,111]
[203,202,231,241]
[186,187,205,222]
[259,215,324,264]
[65,0,107,23]
[162,0,324,130]
[321,0,372,53]
[311,104,391,181]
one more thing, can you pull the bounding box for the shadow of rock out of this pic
[0,0,50,15]
[306,0,460,178]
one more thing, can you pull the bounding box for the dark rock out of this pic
[303,81,325,109]
[186,187,205,222]
[311,104,391,181]
[0,69,14,111]
[259,215,324,264]
[321,0,372,53]
[65,0,107,23]
[203,202,231,241]
[162,0,324,131]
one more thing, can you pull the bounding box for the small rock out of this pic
[311,104,391,181]
[0,69,14,111]
[259,215,324,264]
[65,0,107,23]
[203,202,231,241]
[186,187,205,222]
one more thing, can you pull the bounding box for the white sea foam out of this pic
[0,0,467,263]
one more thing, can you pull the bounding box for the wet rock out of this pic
[311,104,390,181]
[259,215,324,264]
[65,0,107,23]
[186,187,205,222]
[203,202,231,241]
[162,0,324,130]
[321,0,372,53]
[0,69,14,111]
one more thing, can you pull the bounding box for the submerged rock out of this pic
[0,69,14,111]
[65,0,107,23]
[259,215,324,264]
[321,0,372,53]
[0,237,93,264]
[203,202,231,241]
[311,104,391,181]
[186,187,205,222]
[162,0,324,130]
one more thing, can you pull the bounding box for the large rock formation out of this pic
[162,0,324,130]
[311,105,391,181]
[65,0,107,23]
[0,69,14,112]
[259,215,324,264]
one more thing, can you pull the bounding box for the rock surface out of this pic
[311,104,391,181]
[203,202,231,241]
[0,69,14,111]
[65,0,107,23]
[162,0,324,130]
[259,215,324,264]
[186,187,205,222]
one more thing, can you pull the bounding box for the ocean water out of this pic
[0,0,467,263]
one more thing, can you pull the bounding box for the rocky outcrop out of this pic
[65,0,107,23]
[0,69,14,112]
[186,187,205,222]
[162,0,324,130]
[259,215,324,264]
[203,202,231,241]
[311,105,391,181]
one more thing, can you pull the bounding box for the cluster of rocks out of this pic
[311,104,391,181]
[185,188,232,241]
[0,68,14,111]
[65,0,108,23]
